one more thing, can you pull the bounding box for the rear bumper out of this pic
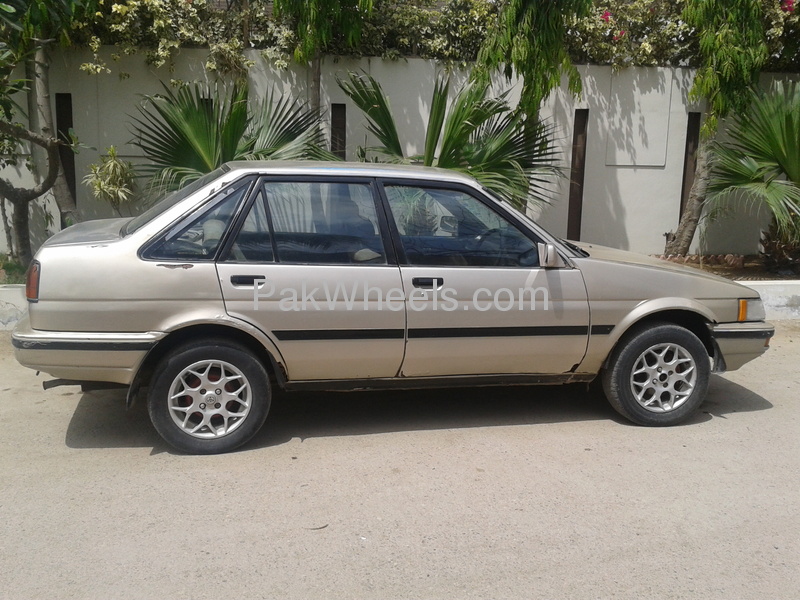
[709,322,774,371]
[12,314,163,385]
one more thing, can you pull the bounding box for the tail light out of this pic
[26,260,40,302]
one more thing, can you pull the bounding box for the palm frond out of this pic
[337,71,404,160]
[709,148,800,233]
[461,108,561,208]
[438,82,508,168]
[708,81,800,236]
[132,83,227,181]
[220,83,250,163]
[340,73,561,209]
[246,90,336,161]
[422,77,449,167]
[132,81,335,192]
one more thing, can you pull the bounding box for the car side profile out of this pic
[13,162,774,454]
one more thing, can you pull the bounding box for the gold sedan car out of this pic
[13,162,774,454]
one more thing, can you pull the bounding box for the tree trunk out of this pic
[310,52,322,115]
[25,57,44,180]
[1,198,14,259]
[0,118,66,269]
[665,139,711,255]
[241,0,250,45]
[0,121,63,203]
[11,199,32,268]
[33,44,79,228]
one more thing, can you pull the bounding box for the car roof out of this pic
[222,160,480,186]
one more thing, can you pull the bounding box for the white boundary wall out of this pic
[1,48,786,257]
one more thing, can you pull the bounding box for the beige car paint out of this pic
[396,265,590,376]
[13,162,773,392]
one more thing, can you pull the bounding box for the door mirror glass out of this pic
[439,215,458,234]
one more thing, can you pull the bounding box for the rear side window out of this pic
[264,181,386,265]
[124,166,229,236]
[144,177,254,261]
[223,187,274,263]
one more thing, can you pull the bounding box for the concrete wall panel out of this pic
[2,49,786,259]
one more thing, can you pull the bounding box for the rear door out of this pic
[216,178,406,381]
[380,181,590,377]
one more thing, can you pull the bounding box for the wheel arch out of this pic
[601,307,716,371]
[579,298,720,375]
[126,322,287,408]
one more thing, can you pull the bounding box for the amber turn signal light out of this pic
[737,299,748,322]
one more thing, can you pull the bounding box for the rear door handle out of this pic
[230,275,266,286]
[412,277,444,289]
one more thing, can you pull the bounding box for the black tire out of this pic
[148,339,271,454]
[602,323,710,426]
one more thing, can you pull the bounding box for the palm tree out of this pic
[707,81,800,238]
[338,71,560,210]
[132,81,338,192]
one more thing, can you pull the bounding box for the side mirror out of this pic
[438,215,458,234]
[537,242,566,268]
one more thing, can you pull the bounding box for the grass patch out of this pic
[0,255,27,284]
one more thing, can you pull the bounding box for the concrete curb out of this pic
[0,285,25,331]
[740,281,800,321]
[1,280,798,331]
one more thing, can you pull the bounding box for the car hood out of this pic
[572,241,755,288]
[41,218,130,247]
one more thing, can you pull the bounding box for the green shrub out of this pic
[0,254,26,284]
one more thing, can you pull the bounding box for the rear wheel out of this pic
[148,340,271,454]
[602,323,710,426]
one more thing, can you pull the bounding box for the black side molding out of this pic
[12,338,154,352]
[712,327,774,340]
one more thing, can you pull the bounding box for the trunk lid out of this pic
[41,218,130,247]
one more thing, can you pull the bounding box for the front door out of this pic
[380,182,590,377]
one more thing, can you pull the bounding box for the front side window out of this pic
[144,177,254,260]
[384,185,539,267]
[265,181,386,264]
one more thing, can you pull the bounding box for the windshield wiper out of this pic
[560,239,589,257]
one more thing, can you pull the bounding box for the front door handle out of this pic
[230,275,266,286]
[412,277,444,289]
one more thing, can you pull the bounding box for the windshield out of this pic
[122,166,229,236]
[477,184,589,258]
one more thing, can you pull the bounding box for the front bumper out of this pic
[709,321,774,372]
[12,314,164,385]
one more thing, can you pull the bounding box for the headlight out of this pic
[738,298,766,322]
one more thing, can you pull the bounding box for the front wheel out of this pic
[602,323,710,426]
[148,340,271,454]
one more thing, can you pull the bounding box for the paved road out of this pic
[1,324,798,600]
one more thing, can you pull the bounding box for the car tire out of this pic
[148,339,271,454]
[602,323,710,426]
